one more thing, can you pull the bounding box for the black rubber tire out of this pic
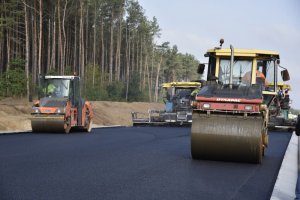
[64,116,71,134]
[84,110,92,133]
[295,114,300,136]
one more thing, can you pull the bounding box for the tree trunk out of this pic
[4,0,10,96]
[85,5,88,69]
[73,16,77,73]
[47,18,51,73]
[136,34,139,74]
[57,0,63,74]
[131,36,134,73]
[109,8,114,83]
[32,0,37,86]
[65,28,70,69]
[6,29,10,72]
[92,5,96,87]
[125,27,130,101]
[115,16,122,82]
[23,0,30,100]
[143,54,147,90]
[139,37,143,90]
[50,8,56,71]
[62,0,68,74]
[150,47,155,102]
[100,16,104,82]
[38,0,42,76]
[0,6,4,74]
[145,55,151,102]
[155,56,162,102]
[79,0,85,79]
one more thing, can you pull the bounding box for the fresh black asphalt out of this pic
[0,127,292,200]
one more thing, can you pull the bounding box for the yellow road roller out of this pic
[191,39,290,163]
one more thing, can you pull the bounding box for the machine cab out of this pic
[162,82,201,112]
[205,49,278,89]
[40,75,81,107]
[202,48,289,105]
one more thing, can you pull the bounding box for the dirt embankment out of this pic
[0,98,164,131]
[91,101,164,126]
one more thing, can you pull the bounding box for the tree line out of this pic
[0,0,199,102]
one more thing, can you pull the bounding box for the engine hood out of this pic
[39,97,68,107]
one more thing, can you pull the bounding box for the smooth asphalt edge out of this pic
[0,125,125,135]
[1,127,298,199]
[270,132,298,200]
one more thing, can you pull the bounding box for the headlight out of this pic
[202,103,211,109]
[56,108,65,114]
[33,108,40,113]
[244,105,253,111]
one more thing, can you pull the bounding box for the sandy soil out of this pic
[0,97,164,131]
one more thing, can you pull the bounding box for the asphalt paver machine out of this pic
[132,81,201,126]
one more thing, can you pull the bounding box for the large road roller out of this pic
[31,75,93,133]
[191,40,290,163]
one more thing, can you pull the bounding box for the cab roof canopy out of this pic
[44,75,79,79]
[162,82,201,88]
[206,48,280,59]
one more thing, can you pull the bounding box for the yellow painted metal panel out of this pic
[262,91,277,95]
[251,59,257,84]
[162,82,201,88]
[276,82,291,90]
[215,57,220,77]
[207,48,279,58]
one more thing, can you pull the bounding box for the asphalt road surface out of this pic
[0,127,292,200]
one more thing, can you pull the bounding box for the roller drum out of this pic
[31,115,67,133]
[191,112,263,163]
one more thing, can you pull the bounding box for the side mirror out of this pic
[197,64,205,74]
[281,69,290,81]
[276,59,280,65]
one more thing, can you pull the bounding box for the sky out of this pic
[138,0,300,109]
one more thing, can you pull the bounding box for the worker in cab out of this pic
[242,69,268,88]
[47,83,57,96]
[191,87,200,100]
[255,70,269,88]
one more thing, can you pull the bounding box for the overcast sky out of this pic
[138,0,300,109]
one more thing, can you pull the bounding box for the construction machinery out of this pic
[132,81,201,126]
[191,39,290,163]
[268,83,296,130]
[31,75,93,133]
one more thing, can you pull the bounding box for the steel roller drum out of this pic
[31,115,66,133]
[191,112,263,163]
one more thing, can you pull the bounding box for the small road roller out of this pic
[31,75,93,133]
[191,39,290,163]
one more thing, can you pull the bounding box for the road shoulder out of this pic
[271,132,298,200]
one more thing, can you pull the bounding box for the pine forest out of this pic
[0,0,200,102]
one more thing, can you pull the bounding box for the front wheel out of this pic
[84,110,93,133]
[257,135,263,164]
[64,116,71,134]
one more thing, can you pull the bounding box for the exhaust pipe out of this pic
[229,45,234,89]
